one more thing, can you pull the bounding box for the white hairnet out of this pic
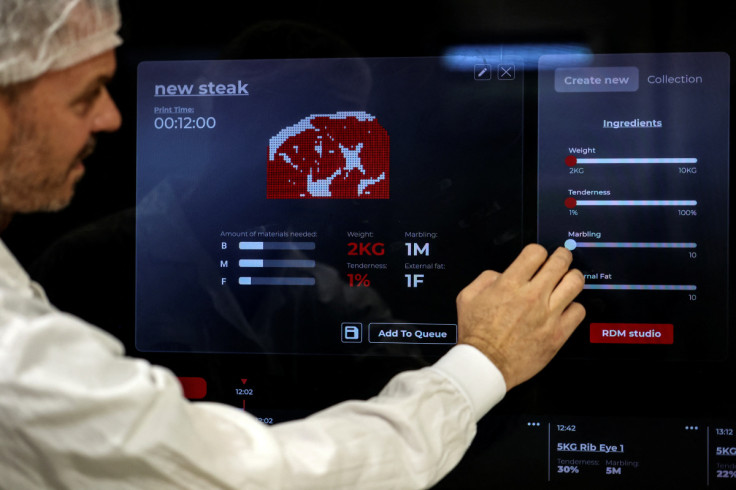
[0,0,122,87]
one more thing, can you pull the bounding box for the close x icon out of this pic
[498,64,515,80]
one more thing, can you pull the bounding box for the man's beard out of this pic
[43,136,96,211]
[0,115,95,214]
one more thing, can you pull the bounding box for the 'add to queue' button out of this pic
[590,323,674,344]
[369,323,457,345]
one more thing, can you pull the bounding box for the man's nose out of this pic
[92,88,122,133]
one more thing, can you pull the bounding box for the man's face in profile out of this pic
[0,50,121,215]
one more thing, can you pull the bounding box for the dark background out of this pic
[2,1,734,488]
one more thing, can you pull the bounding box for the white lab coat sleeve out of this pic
[266,343,505,489]
[1,306,505,490]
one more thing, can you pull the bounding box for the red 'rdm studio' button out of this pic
[590,323,674,344]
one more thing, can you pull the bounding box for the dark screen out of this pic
[7,2,735,488]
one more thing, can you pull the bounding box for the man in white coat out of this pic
[0,0,586,488]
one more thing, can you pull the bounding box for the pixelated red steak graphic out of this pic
[267,112,389,199]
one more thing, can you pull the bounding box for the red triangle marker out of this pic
[241,379,247,385]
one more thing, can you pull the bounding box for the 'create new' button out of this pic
[590,323,673,344]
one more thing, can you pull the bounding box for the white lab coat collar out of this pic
[0,239,49,303]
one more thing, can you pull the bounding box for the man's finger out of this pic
[530,247,574,294]
[548,268,585,312]
[502,244,549,284]
[458,270,501,303]
[557,301,586,340]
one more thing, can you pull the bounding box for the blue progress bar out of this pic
[577,158,697,164]
[238,259,315,268]
[239,241,316,250]
[584,284,696,291]
[565,240,696,250]
[575,200,697,206]
[239,277,316,286]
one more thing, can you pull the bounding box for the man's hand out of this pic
[457,244,585,390]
